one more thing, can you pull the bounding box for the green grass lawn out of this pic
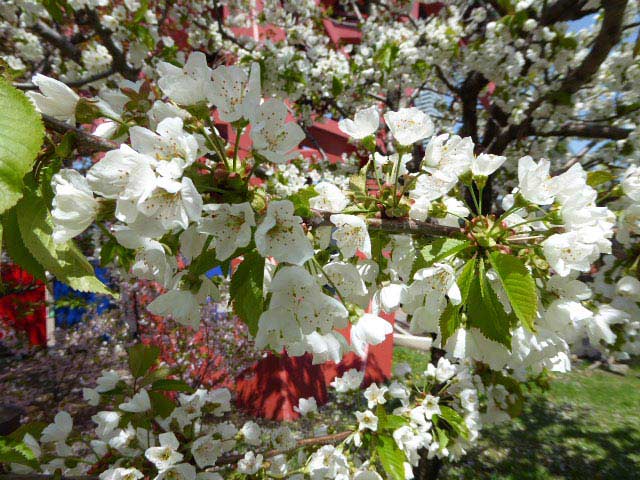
[393,348,640,480]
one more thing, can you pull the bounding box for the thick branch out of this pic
[85,10,139,81]
[540,0,599,26]
[555,0,627,96]
[31,22,82,63]
[310,209,463,238]
[533,123,633,140]
[459,72,488,145]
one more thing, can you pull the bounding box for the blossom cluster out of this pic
[1,2,639,476]
[6,344,518,480]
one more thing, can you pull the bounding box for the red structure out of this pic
[0,265,46,346]
[235,310,395,421]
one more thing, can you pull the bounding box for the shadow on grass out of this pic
[443,394,640,480]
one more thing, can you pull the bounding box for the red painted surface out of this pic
[234,310,395,421]
[322,19,362,47]
[301,118,357,164]
[230,25,286,43]
[0,265,46,346]
[412,2,445,19]
[235,352,328,421]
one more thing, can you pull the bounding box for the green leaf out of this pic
[435,426,449,449]
[150,379,194,393]
[188,248,221,276]
[1,208,46,281]
[615,101,640,116]
[377,406,407,432]
[438,405,469,440]
[287,186,318,218]
[41,0,66,23]
[456,258,477,303]
[418,238,470,268]
[586,170,614,187]
[0,437,39,469]
[0,78,44,214]
[349,161,368,195]
[488,252,537,331]
[7,423,47,442]
[230,252,265,336]
[376,434,406,480]
[466,260,512,348]
[128,343,160,378]
[148,391,175,418]
[331,76,344,97]
[138,365,171,388]
[132,0,149,23]
[15,187,113,295]
[439,303,461,347]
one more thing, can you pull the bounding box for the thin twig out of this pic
[14,68,116,91]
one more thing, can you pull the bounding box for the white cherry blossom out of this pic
[198,202,255,260]
[210,62,261,122]
[51,169,98,243]
[384,107,434,146]
[255,200,314,265]
[158,52,215,106]
[338,105,379,139]
[330,214,371,258]
[27,74,79,124]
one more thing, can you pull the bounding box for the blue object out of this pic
[54,263,115,326]
[206,266,223,278]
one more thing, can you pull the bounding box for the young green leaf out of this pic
[1,208,46,281]
[438,405,469,440]
[16,188,113,296]
[0,79,44,214]
[488,252,537,331]
[0,437,39,470]
[586,170,614,187]
[287,185,318,217]
[377,405,407,432]
[456,257,477,303]
[376,434,406,480]
[439,303,461,347]
[466,260,512,348]
[148,391,176,418]
[150,379,195,394]
[229,252,265,336]
[128,344,160,378]
[417,238,470,269]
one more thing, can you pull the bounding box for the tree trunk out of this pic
[413,455,444,480]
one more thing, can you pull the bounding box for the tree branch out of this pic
[42,114,119,152]
[459,72,488,145]
[532,123,633,140]
[487,0,628,155]
[309,209,463,238]
[433,65,459,95]
[31,22,82,63]
[84,10,139,81]
[555,0,627,96]
[14,68,116,91]
[539,0,599,26]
